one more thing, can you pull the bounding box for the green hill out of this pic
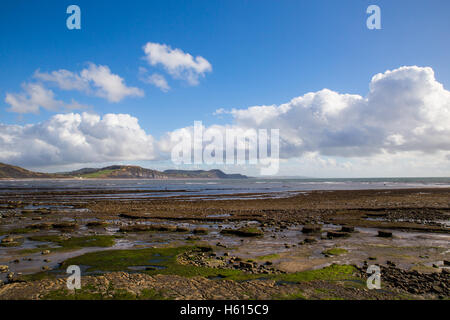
[0,163,248,180]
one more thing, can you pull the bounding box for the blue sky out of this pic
[1,1,450,177]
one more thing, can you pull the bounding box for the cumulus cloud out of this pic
[34,69,88,91]
[143,42,212,85]
[34,63,144,102]
[5,83,87,114]
[138,67,170,92]
[0,112,156,167]
[3,66,450,176]
[215,66,450,158]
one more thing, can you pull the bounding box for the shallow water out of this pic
[1,177,449,199]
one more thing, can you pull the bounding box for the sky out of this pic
[0,0,449,177]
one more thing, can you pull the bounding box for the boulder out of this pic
[193,228,209,235]
[86,221,108,227]
[52,222,78,229]
[302,225,322,234]
[220,227,263,237]
[340,226,355,233]
[327,231,350,238]
[304,237,317,244]
[1,237,16,243]
[175,226,189,232]
[239,261,253,269]
[377,230,393,238]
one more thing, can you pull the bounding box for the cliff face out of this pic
[0,163,248,179]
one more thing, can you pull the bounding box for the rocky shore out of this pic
[0,188,448,300]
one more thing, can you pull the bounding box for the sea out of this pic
[0,177,449,199]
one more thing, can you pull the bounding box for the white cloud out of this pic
[3,65,450,177]
[146,73,170,92]
[138,67,170,92]
[5,83,87,114]
[0,112,156,167]
[216,66,450,158]
[157,66,450,176]
[34,63,144,102]
[34,69,88,91]
[143,42,212,85]
[80,64,144,102]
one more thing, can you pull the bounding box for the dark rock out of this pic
[302,225,322,234]
[304,237,317,244]
[52,222,78,229]
[193,228,209,235]
[340,226,355,233]
[239,261,253,269]
[377,230,393,238]
[327,231,350,238]
[220,227,263,237]
[86,221,108,227]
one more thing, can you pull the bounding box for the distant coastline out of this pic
[0,162,248,180]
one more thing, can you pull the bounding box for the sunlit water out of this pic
[0,177,449,198]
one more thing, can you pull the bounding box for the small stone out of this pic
[0,265,9,273]
[432,285,443,293]
[239,261,253,269]
[41,250,51,255]
[1,237,15,243]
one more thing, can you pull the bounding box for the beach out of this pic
[0,183,449,299]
